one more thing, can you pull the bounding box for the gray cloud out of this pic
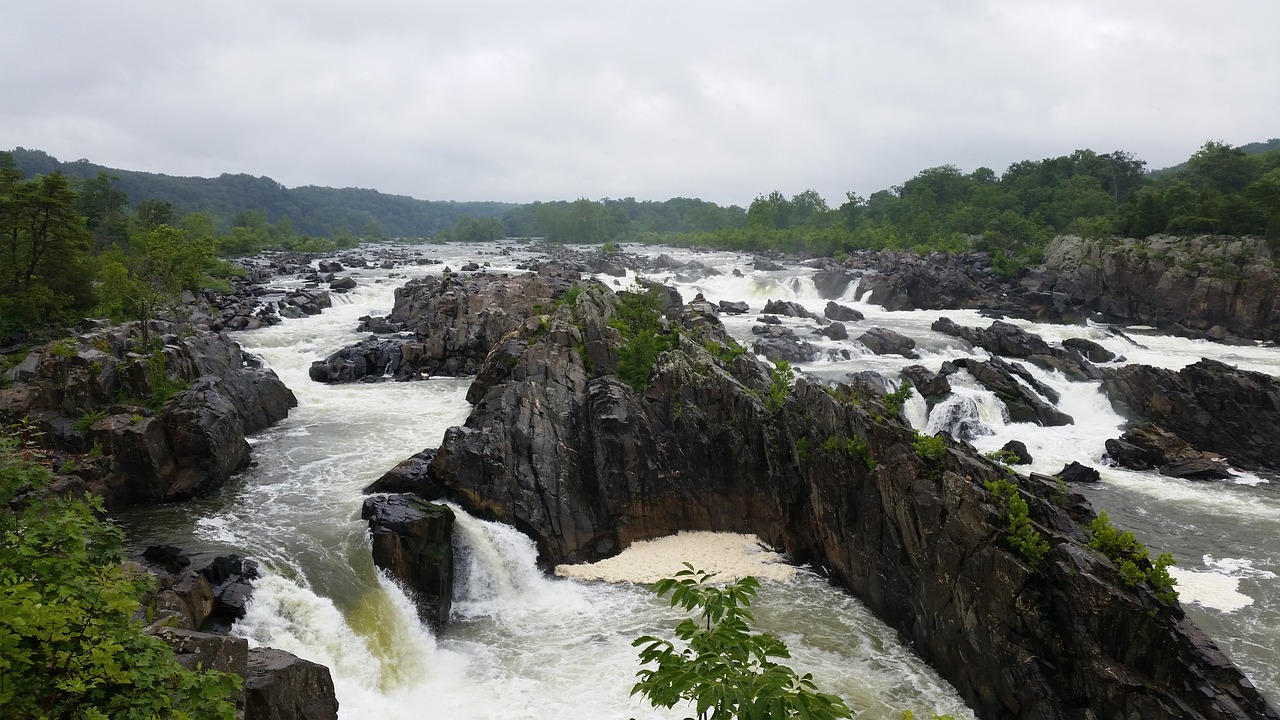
[2,1,1276,206]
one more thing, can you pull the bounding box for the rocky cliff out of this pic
[1039,235,1278,342]
[411,281,1276,720]
[309,266,579,383]
[0,321,296,507]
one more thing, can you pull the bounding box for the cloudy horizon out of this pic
[2,1,1277,206]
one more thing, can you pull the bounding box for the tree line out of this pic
[8,147,513,240]
[470,141,1279,274]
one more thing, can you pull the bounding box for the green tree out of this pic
[632,565,852,720]
[0,169,95,336]
[0,433,241,718]
[96,224,217,340]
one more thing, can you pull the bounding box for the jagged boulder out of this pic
[1102,358,1280,471]
[312,268,580,383]
[950,357,1073,427]
[0,326,296,508]
[817,322,848,340]
[718,300,749,314]
[811,267,857,299]
[244,648,339,720]
[750,325,818,363]
[1057,461,1101,484]
[856,327,919,358]
[1105,423,1235,480]
[361,495,454,630]
[900,365,951,405]
[762,299,817,319]
[999,440,1034,465]
[823,301,863,322]
[363,449,442,496]
[932,317,1102,381]
[1062,336,1116,363]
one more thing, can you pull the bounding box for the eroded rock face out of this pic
[361,495,454,630]
[1106,423,1235,480]
[244,648,339,720]
[310,267,579,383]
[1042,235,1279,342]
[1103,359,1280,472]
[0,324,296,507]
[426,282,1276,720]
[951,357,1074,427]
[856,326,919,358]
[932,317,1102,381]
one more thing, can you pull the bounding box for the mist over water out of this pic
[118,242,1280,714]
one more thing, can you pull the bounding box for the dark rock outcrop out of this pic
[0,324,296,507]
[310,267,579,383]
[1057,461,1101,484]
[363,449,442,496]
[899,365,951,406]
[425,282,1276,720]
[1104,423,1234,480]
[856,327,919,358]
[1062,336,1116,363]
[762,299,817,319]
[750,325,818,363]
[932,317,1101,381]
[244,648,340,720]
[823,301,863,322]
[999,440,1033,465]
[1102,359,1280,472]
[951,357,1074,427]
[718,300,749,314]
[817,322,848,341]
[1041,235,1279,342]
[361,494,454,630]
[812,267,857,299]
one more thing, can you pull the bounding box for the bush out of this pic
[632,564,852,720]
[610,283,680,392]
[882,381,914,417]
[1087,510,1178,603]
[985,479,1051,568]
[911,432,946,462]
[0,433,241,718]
[765,360,795,412]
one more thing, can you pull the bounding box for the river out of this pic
[120,241,1279,717]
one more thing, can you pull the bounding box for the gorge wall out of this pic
[392,278,1278,720]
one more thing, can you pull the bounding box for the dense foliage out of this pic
[1086,510,1178,603]
[984,479,1051,568]
[608,282,681,392]
[0,432,240,718]
[632,564,852,720]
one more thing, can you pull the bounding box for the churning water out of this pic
[120,242,1280,715]
[119,243,979,719]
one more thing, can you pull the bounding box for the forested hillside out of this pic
[7,148,512,238]
[493,141,1280,274]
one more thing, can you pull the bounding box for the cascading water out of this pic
[638,247,1280,704]
[119,243,978,719]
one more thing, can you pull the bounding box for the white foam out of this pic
[1168,567,1254,612]
[554,531,796,583]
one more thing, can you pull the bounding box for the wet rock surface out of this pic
[361,494,455,630]
[1103,359,1280,472]
[310,266,579,383]
[0,322,296,507]
[856,326,920,358]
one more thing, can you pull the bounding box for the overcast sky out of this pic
[2,1,1277,206]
